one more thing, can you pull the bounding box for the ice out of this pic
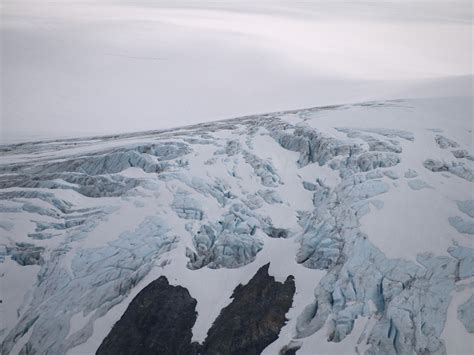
[404,169,419,178]
[258,189,283,204]
[186,204,264,269]
[6,243,44,266]
[336,152,400,178]
[457,295,474,333]
[277,127,362,167]
[353,128,414,142]
[242,151,281,187]
[383,170,399,180]
[435,135,460,149]
[172,189,204,220]
[452,149,474,161]
[447,245,474,280]
[1,97,472,354]
[335,128,403,153]
[1,216,177,354]
[424,159,474,182]
[0,220,14,231]
[448,216,474,235]
[457,200,474,218]
[408,179,433,190]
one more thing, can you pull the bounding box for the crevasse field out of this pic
[0,1,473,355]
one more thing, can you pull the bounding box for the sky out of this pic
[1,1,472,142]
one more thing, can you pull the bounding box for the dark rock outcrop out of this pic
[98,265,295,355]
[96,276,198,355]
[200,263,295,355]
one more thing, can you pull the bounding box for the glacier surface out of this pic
[0,97,473,354]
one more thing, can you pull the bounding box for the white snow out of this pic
[0,95,472,354]
[1,1,472,141]
[442,287,474,354]
[1,1,473,353]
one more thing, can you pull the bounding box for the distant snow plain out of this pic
[1,0,472,142]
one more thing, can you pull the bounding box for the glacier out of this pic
[0,97,473,354]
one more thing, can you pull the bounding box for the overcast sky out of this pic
[1,1,472,142]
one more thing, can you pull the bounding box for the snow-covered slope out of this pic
[3,0,472,139]
[1,96,473,354]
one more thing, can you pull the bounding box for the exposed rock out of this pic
[200,264,295,355]
[96,276,198,355]
[98,265,296,355]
